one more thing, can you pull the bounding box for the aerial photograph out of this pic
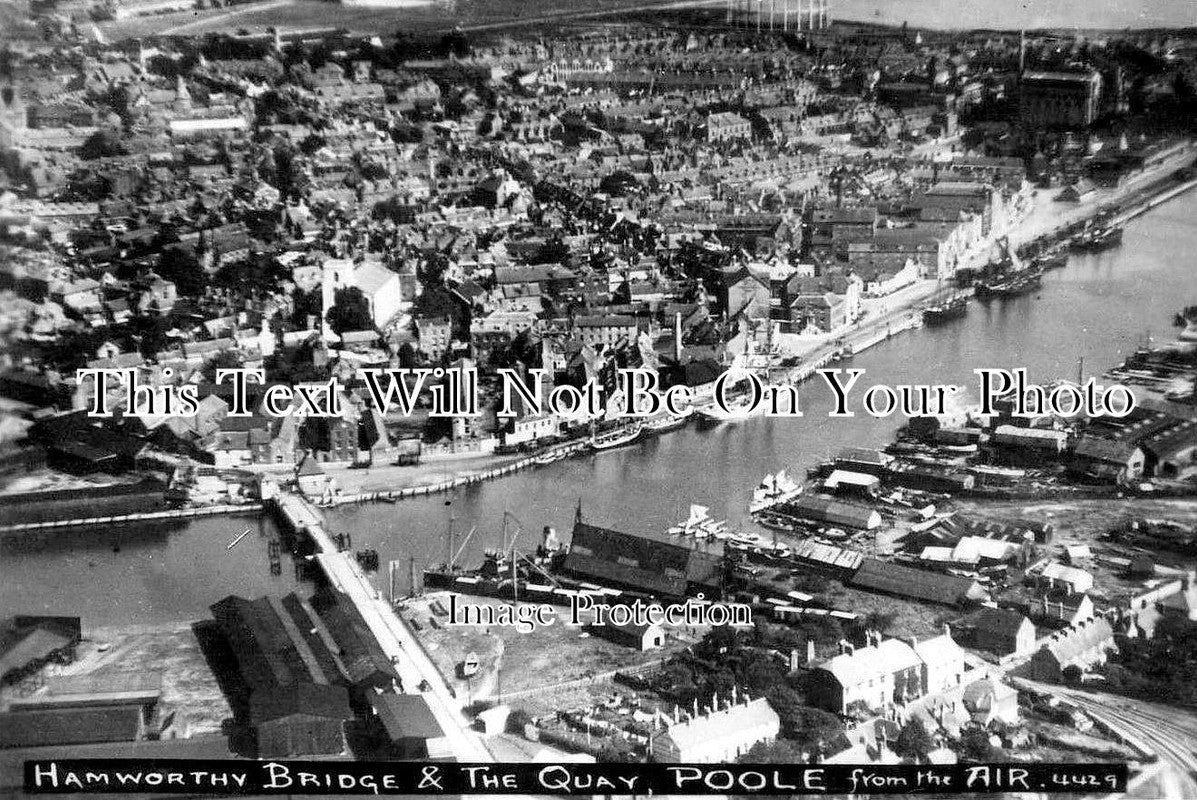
[0,0,1195,794]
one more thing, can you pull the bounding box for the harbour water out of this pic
[2,190,1195,620]
[833,0,1196,30]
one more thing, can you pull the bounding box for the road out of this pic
[276,494,493,762]
[1015,677,1197,800]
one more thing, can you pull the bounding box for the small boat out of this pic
[532,451,566,466]
[590,424,643,451]
[459,652,480,678]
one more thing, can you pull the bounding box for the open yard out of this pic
[401,592,696,715]
[1,622,233,739]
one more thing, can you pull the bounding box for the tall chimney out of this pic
[674,311,683,362]
[806,638,816,665]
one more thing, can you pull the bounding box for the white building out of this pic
[321,258,404,334]
[651,695,780,763]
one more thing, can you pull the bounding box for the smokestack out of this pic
[807,638,816,665]
[674,311,683,362]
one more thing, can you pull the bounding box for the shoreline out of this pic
[15,142,1194,526]
[323,146,1197,504]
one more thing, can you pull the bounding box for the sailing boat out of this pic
[749,469,802,512]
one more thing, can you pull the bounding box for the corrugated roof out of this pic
[850,558,983,606]
[563,523,722,598]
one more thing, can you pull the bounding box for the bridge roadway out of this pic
[274,493,492,763]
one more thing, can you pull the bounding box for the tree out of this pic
[738,738,804,764]
[291,288,323,329]
[156,247,205,297]
[325,286,373,335]
[202,350,243,383]
[782,705,848,757]
[893,717,933,762]
[506,708,533,734]
[958,726,999,762]
[80,130,128,160]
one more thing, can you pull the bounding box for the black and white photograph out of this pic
[0,0,1195,795]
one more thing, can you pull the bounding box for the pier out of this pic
[0,503,263,535]
[271,493,493,762]
[325,440,592,507]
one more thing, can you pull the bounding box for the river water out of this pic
[2,190,1195,624]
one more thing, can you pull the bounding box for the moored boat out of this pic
[696,394,764,424]
[923,293,968,324]
[1071,225,1123,253]
[749,469,802,513]
[590,424,644,451]
[753,511,804,533]
[1034,249,1069,270]
[644,407,695,434]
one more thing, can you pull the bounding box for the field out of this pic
[96,0,726,41]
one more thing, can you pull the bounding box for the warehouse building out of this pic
[849,558,987,607]
[209,594,353,758]
[784,494,882,530]
[562,521,725,599]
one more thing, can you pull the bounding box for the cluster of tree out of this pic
[1101,615,1197,707]
[655,623,848,757]
[325,286,373,336]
